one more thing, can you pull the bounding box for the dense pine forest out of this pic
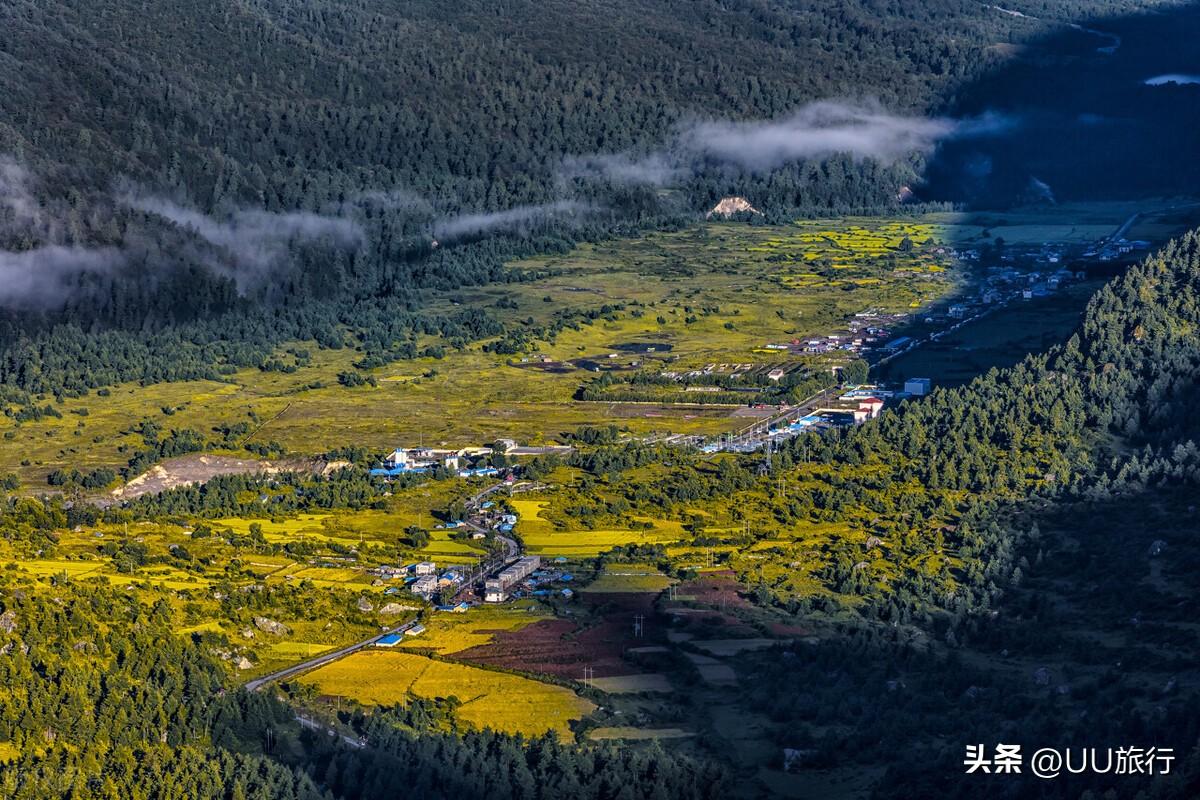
[0,0,1177,400]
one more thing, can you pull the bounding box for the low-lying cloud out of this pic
[0,158,125,309]
[122,193,364,285]
[680,102,955,172]
[559,152,681,186]
[561,101,1015,185]
[349,188,434,214]
[0,245,122,309]
[433,200,596,241]
[0,158,43,232]
[1145,74,1200,86]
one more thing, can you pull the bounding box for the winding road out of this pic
[246,480,522,692]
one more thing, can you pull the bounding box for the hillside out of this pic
[0,0,1170,398]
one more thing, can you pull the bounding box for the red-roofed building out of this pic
[858,397,885,419]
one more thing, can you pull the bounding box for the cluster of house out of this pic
[752,311,915,363]
[483,556,542,603]
[372,560,466,599]
[370,446,500,478]
[375,623,427,647]
[483,556,575,603]
[1084,237,1150,263]
[472,501,519,536]
[660,362,797,384]
[371,440,574,479]
[764,380,932,438]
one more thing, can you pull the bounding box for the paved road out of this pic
[245,477,543,689]
[711,384,843,452]
[295,714,366,749]
[244,618,420,692]
[1107,212,1140,245]
[446,480,525,600]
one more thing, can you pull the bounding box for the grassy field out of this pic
[589,674,674,693]
[8,202,1200,491]
[300,650,595,736]
[0,216,971,488]
[582,566,676,593]
[588,726,694,741]
[212,483,487,564]
[398,605,548,655]
[511,498,689,557]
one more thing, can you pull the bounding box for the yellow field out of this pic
[16,559,212,591]
[216,514,335,539]
[264,641,336,658]
[398,606,546,655]
[215,506,482,563]
[300,650,594,736]
[17,559,108,578]
[511,498,687,556]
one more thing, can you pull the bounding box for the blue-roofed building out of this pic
[376,633,404,647]
[458,467,500,478]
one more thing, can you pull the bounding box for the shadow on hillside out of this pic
[920,1,1200,207]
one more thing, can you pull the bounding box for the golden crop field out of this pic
[511,498,688,556]
[300,650,595,736]
[397,606,547,655]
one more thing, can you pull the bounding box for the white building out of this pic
[904,378,932,396]
[483,556,542,603]
[410,575,438,597]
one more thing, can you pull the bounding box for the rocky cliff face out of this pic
[707,196,762,218]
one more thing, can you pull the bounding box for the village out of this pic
[258,224,1162,673]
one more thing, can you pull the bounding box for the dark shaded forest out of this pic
[0,0,1167,400]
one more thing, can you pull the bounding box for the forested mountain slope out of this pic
[0,0,1173,402]
[0,0,1119,209]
